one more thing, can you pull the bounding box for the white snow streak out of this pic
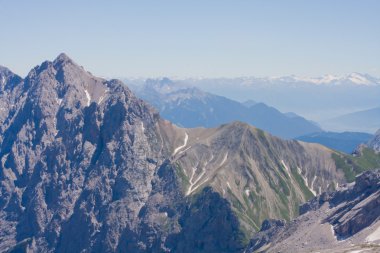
[173,132,188,156]
[141,122,145,133]
[330,225,338,241]
[84,89,91,106]
[366,225,380,242]
[178,146,191,155]
[98,95,105,104]
[296,166,316,196]
[186,155,213,196]
[186,167,206,196]
[219,153,228,167]
[281,160,291,178]
[56,98,63,106]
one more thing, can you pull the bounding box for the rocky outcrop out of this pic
[245,169,380,253]
[0,54,255,253]
[369,129,380,152]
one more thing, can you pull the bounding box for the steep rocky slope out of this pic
[0,54,265,253]
[0,54,182,252]
[0,55,378,252]
[171,122,347,235]
[369,129,380,152]
[245,169,380,253]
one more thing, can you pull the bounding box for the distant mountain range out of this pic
[322,106,380,133]
[130,78,322,139]
[123,73,380,131]
[296,132,373,154]
[239,72,380,86]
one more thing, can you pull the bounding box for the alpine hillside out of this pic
[0,55,378,253]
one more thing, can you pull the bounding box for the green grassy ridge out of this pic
[332,147,380,182]
[174,163,190,193]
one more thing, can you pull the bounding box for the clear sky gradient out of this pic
[0,0,379,78]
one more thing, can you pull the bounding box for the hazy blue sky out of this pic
[0,0,379,78]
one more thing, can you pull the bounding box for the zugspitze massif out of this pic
[0,54,379,253]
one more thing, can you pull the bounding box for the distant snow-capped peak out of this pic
[266,73,379,86]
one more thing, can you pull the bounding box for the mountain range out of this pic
[123,73,380,132]
[130,78,374,153]
[0,55,379,252]
[323,106,380,134]
[296,132,373,154]
[130,78,322,139]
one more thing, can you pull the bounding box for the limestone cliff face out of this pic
[0,54,249,253]
[0,55,376,253]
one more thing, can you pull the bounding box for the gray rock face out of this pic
[0,54,247,253]
[171,122,348,235]
[369,129,380,152]
[0,53,165,252]
[245,169,380,253]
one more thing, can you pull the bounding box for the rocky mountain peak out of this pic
[368,129,380,152]
[0,65,23,91]
[0,65,12,76]
[0,54,169,252]
[53,52,74,65]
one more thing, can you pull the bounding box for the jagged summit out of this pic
[0,65,12,73]
[52,52,80,70]
[0,65,23,91]
[0,65,19,79]
[54,52,72,62]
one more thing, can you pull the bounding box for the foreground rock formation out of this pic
[245,169,380,253]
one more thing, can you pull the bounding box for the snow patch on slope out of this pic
[173,132,188,156]
[296,166,316,196]
[366,225,380,242]
[84,89,91,106]
[219,153,228,167]
[281,160,291,178]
